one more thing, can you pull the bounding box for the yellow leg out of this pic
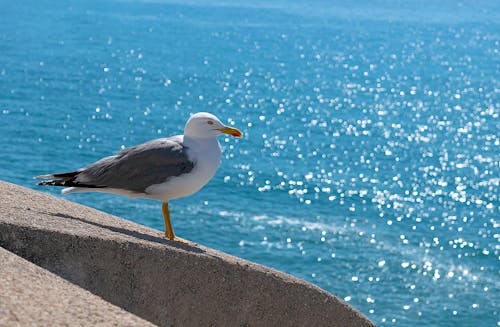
[162,202,175,240]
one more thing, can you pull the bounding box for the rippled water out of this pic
[1,1,499,325]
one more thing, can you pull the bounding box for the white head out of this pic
[184,112,242,139]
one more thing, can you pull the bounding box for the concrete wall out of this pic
[0,246,154,326]
[0,181,375,327]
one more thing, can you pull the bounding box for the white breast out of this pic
[145,136,221,202]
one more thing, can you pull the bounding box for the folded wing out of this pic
[37,138,195,194]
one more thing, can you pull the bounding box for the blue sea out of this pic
[1,0,498,325]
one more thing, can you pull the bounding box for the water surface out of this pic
[1,1,498,325]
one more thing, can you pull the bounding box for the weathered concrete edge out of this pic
[0,181,375,327]
[0,246,155,327]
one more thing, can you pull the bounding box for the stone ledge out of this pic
[0,246,154,326]
[0,181,375,327]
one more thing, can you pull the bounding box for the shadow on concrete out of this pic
[42,211,204,254]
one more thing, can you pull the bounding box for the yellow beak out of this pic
[218,126,243,138]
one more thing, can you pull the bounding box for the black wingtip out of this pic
[37,179,106,188]
[36,170,84,187]
[37,180,64,187]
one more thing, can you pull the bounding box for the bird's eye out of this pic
[207,121,214,125]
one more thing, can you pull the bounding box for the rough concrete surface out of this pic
[0,181,375,327]
[0,246,154,327]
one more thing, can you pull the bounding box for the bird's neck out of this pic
[183,135,220,149]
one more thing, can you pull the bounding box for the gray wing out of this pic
[75,137,194,193]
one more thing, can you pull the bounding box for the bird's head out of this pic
[184,112,242,139]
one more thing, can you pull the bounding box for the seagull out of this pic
[36,112,242,241]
